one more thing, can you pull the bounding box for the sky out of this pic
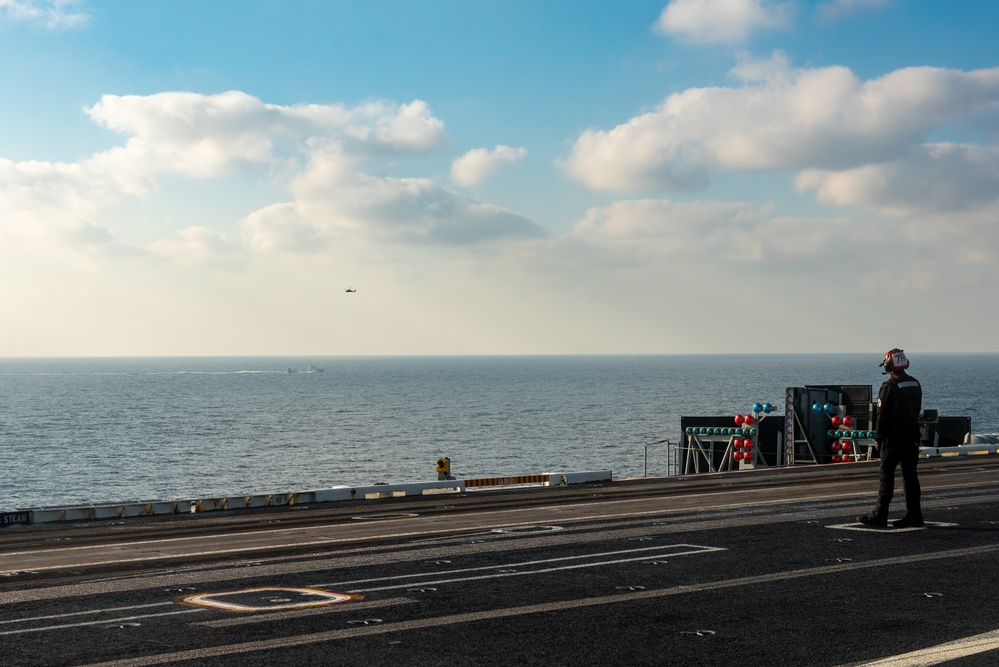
[1,0,998,357]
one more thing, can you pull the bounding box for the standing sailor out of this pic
[858,348,924,528]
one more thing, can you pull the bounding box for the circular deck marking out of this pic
[491,525,562,535]
[179,587,356,612]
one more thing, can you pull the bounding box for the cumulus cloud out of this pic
[562,65,999,194]
[475,189,999,355]
[0,0,89,29]
[654,0,790,44]
[241,203,330,253]
[0,156,128,255]
[571,198,775,264]
[86,93,446,154]
[84,92,445,188]
[1,91,488,262]
[242,139,545,250]
[450,145,527,187]
[564,195,999,291]
[0,157,109,215]
[3,92,450,223]
[796,142,999,215]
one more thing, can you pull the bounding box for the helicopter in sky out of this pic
[345,288,356,293]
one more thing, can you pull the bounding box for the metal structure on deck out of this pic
[673,383,975,476]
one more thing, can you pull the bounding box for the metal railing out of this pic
[642,438,674,477]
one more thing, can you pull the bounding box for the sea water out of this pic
[2,354,997,508]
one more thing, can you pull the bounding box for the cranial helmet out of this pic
[880,348,909,374]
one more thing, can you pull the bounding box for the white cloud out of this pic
[561,196,999,302]
[84,92,446,187]
[242,139,544,251]
[654,0,790,44]
[450,145,527,187]
[0,156,125,255]
[572,198,771,263]
[241,203,330,254]
[345,99,446,153]
[574,198,843,258]
[562,65,999,193]
[0,0,89,29]
[5,92,451,228]
[465,194,991,354]
[817,0,890,22]
[796,142,999,215]
[1,92,469,263]
[0,157,107,215]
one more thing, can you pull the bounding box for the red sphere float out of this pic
[842,441,853,453]
[843,416,854,427]
[831,415,841,427]
[744,414,755,425]
[831,454,841,463]
[734,414,744,425]
[734,451,743,461]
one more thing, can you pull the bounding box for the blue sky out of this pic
[2,0,998,356]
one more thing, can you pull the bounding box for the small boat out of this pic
[286,364,324,374]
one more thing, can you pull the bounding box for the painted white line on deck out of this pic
[843,627,999,666]
[348,545,725,593]
[0,602,172,626]
[0,609,204,636]
[313,543,723,589]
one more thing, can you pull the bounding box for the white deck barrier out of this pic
[920,445,999,458]
[12,471,612,526]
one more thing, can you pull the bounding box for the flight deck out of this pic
[2,457,999,666]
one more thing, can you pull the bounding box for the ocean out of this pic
[2,354,997,509]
